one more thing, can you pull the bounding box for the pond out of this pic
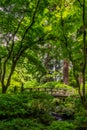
[50,111,74,121]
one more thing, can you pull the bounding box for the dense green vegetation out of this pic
[0,0,87,129]
[0,92,87,129]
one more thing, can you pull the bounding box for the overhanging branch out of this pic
[20,0,40,45]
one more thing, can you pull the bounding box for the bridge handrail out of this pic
[13,86,73,97]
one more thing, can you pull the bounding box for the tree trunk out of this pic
[79,73,83,84]
[2,86,7,94]
[81,0,86,106]
[63,60,69,85]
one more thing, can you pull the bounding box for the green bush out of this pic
[0,92,53,123]
[73,97,87,128]
[41,81,57,88]
[64,96,87,128]
[24,80,39,88]
[48,121,74,130]
[0,118,44,130]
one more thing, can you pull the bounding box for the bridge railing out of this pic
[13,86,73,97]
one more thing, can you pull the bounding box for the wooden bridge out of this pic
[14,86,74,99]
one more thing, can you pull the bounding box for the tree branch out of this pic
[20,0,40,46]
[13,16,25,41]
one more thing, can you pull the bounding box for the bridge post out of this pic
[30,88,32,92]
[37,88,40,92]
[21,84,24,92]
[44,88,47,93]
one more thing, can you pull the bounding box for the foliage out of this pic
[40,81,57,88]
[0,118,44,130]
[0,92,87,129]
[74,97,87,128]
[48,121,74,130]
[24,80,38,88]
[51,95,87,129]
[0,0,49,93]
[0,92,53,124]
[0,1,87,130]
[69,69,77,87]
[63,95,87,128]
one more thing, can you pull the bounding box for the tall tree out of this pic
[63,60,69,85]
[55,0,87,107]
[0,0,50,93]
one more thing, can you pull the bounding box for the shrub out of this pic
[73,97,87,128]
[48,121,74,130]
[0,92,53,122]
[41,81,57,88]
[0,118,44,130]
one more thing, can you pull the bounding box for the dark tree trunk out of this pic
[81,0,86,106]
[79,74,83,84]
[2,86,7,94]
